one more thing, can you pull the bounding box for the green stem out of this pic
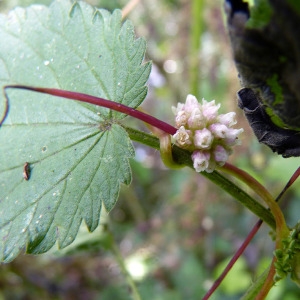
[109,231,142,300]
[219,164,288,298]
[255,257,277,300]
[100,211,141,300]
[220,163,290,245]
[189,0,204,96]
[125,126,276,229]
[219,165,300,298]
[204,168,300,299]
[156,130,184,169]
[241,260,274,300]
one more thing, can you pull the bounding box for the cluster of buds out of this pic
[172,94,243,173]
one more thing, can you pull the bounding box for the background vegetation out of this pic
[0,0,299,299]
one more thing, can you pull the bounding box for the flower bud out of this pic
[225,128,244,146]
[202,100,220,122]
[185,94,199,113]
[172,103,184,115]
[194,128,213,149]
[187,107,205,129]
[175,110,188,127]
[209,123,228,138]
[217,112,237,126]
[214,145,229,166]
[192,151,210,172]
[172,94,243,172]
[173,126,192,148]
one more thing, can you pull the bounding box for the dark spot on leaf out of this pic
[23,162,30,180]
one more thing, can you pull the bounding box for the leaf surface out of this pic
[0,0,151,262]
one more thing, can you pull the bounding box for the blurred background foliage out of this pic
[0,0,300,299]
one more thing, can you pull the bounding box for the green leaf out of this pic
[0,0,151,262]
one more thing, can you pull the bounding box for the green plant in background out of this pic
[0,0,300,299]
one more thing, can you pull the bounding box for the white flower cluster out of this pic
[172,94,243,173]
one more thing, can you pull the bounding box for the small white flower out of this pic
[209,123,228,138]
[225,128,244,146]
[172,94,243,172]
[192,151,210,172]
[172,103,184,115]
[175,110,188,127]
[202,99,220,121]
[214,145,229,166]
[217,112,237,127]
[188,107,205,129]
[194,128,213,149]
[206,160,216,173]
[173,126,192,148]
[185,94,199,113]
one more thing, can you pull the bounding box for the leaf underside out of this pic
[0,0,151,262]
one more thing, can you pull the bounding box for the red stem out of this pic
[2,85,177,135]
[203,219,263,300]
[255,257,277,299]
[202,166,300,299]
